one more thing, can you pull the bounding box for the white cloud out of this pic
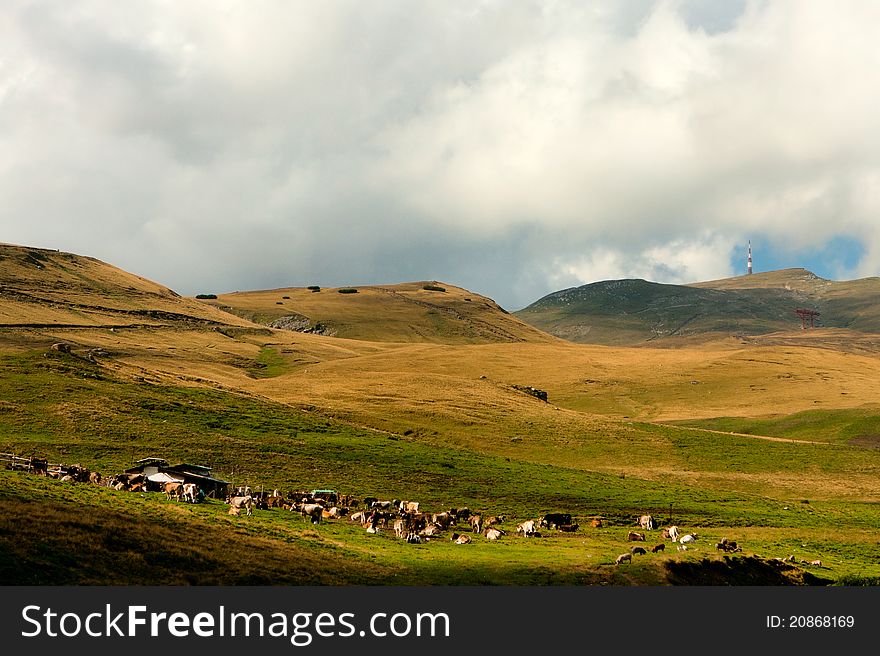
[551,233,736,288]
[1,0,880,308]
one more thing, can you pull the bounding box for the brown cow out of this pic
[164,482,183,501]
[469,514,483,533]
[420,523,442,537]
[630,546,647,555]
[627,531,646,542]
[484,515,505,527]
[431,512,454,529]
[590,518,603,528]
[651,543,665,553]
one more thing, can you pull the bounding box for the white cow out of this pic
[638,515,654,531]
[227,495,255,516]
[667,525,680,542]
[679,533,697,544]
[181,483,197,503]
[516,519,538,536]
[484,527,504,541]
[300,503,323,524]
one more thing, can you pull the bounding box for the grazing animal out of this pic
[300,503,324,524]
[516,519,538,536]
[399,500,420,514]
[393,518,407,538]
[638,515,654,531]
[484,515,505,526]
[420,523,442,537]
[181,483,197,503]
[350,511,367,523]
[372,500,394,511]
[453,507,471,521]
[469,514,483,533]
[453,533,472,545]
[88,471,101,485]
[651,543,665,553]
[630,546,647,555]
[590,518,603,528]
[808,560,822,566]
[432,512,454,529]
[558,523,579,533]
[678,533,697,545]
[667,526,680,542]
[164,482,183,501]
[227,495,255,516]
[627,531,646,542]
[405,531,422,544]
[539,513,572,530]
[715,538,741,553]
[615,553,632,565]
[228,506,242,516]
[484,527,504,541]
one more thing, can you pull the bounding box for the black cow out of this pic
[539,513,572,529]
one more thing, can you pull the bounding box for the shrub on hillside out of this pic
[338,288,358,294]
[195,294,217,299]
[307,285,321,292]
[423,284,446,292]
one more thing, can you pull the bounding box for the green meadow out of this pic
[2,349,880,584]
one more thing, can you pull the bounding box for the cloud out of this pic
[1,1,879,309]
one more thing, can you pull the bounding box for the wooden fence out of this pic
[0,452,76,477]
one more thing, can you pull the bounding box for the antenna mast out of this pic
[747,240,752,275]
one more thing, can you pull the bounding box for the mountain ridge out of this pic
[515,268,880,345]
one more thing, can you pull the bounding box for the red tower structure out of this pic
[794,308,820,329]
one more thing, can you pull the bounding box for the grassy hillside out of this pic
[202,281,556,344]
[0,243,252,328]
[3,244,880,584]
[3,349,879,585]
[516,269,880,345]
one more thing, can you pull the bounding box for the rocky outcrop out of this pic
[268,314,336,337]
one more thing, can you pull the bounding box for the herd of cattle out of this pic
[10,458,756,566]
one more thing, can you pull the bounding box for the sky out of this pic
[2,0,879,310]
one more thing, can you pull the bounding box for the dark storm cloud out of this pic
[2,1,879,309]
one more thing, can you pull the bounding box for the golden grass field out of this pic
[2,243,879,584]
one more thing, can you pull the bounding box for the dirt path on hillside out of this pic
[653,422,827,445]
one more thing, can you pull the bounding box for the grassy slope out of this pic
[0,243,252,328]
[3,351,880,585]
[516,269,880,345]
[2,246,880,584]
[204,281,556,344]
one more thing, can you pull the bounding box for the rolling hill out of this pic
[2,243,880,585]
[200,281,556,344]
[515,268,880,345]
[0,243,252,329]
